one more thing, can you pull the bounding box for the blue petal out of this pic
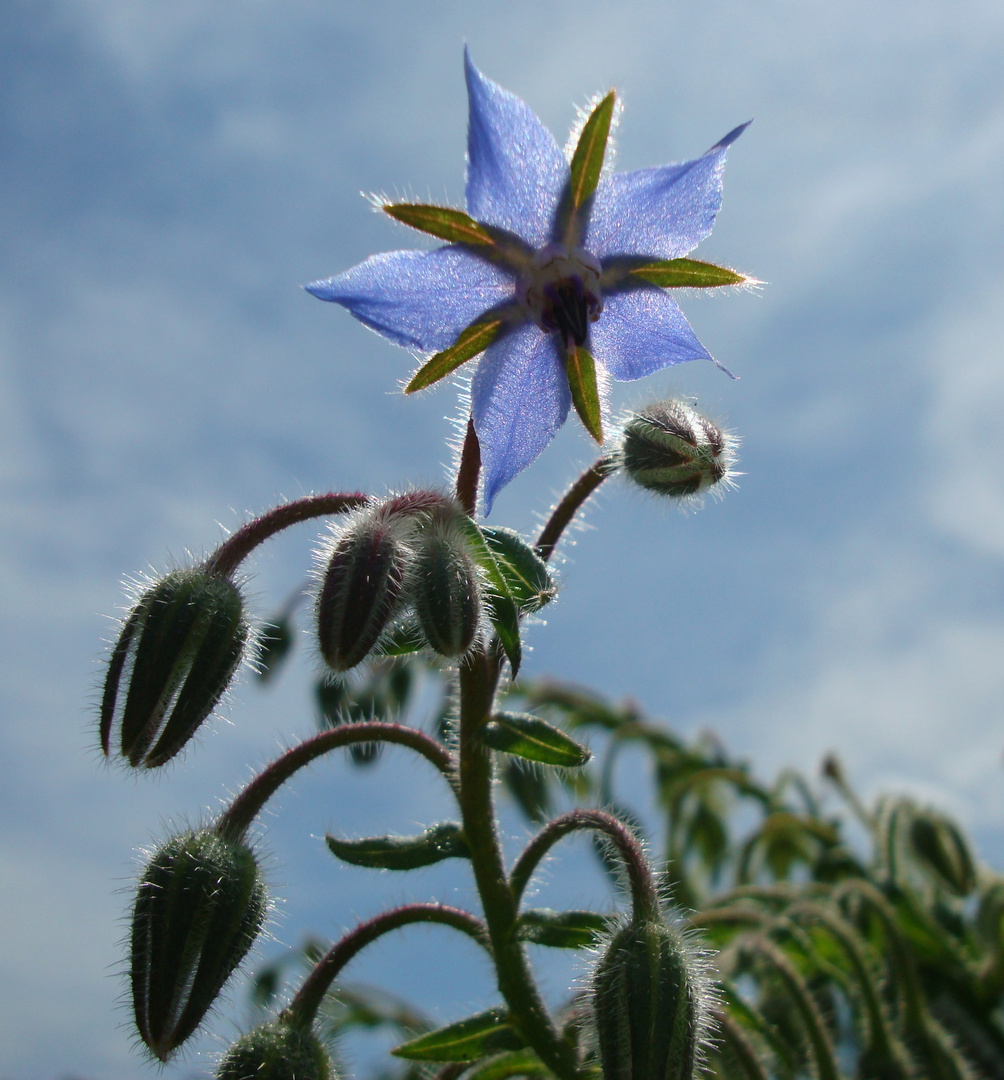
[471,322,570,515]
[305,246,515,353]
[585,121,750,260]
[464,49,568,249]
[590,286,713,380]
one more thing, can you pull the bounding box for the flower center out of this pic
[516,243,603,350]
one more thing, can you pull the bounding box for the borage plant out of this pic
[101,51,760,1080]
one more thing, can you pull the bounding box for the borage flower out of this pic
[307,51,751,514]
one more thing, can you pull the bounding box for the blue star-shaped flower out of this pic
[307,50,749,514]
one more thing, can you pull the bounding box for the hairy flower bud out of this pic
[592,917,712,1080]
[909,809,976,896]
[316,516,406,671]
[412,520,482,657]
[619,400,736,499]
[217,1019,333,1080]
[131,828,267,1061]
[100,567,249,768]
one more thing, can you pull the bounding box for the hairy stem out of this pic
[457,648,581,1080]
[535,456,617,562]
[206,492,368,578]
[217,722,456,839]
[509,808,660,920]
[283,904,491,1030]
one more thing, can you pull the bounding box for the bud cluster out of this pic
[591,915,713,1080]
[617,399,737,500]
[216,1018,333,1080]
[130,827,267,1062]
[315,494,489,672]
[101,566,250,768]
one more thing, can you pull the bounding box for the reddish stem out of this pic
[206,492,369,578]
[535,457,617,562]
[217,722,455,839]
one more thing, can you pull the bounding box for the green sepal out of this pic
[516,908,608,948]
[376,618,426,656]
[460,1049,550,1080]
[482,712,590,767]
[405,319,504,394]
[459,519,522,676]
[480,527,556,612]
[630,257,748,288]
[383,203,497,247]
[325,823,469,870]
[565,345,603,444]
[568,91,616,212]
[253,617,294,684]
[391,1007,526,1062]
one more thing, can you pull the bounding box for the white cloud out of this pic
[923,281,1004,558]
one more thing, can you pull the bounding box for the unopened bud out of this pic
[100,568,249,768]
[316,516,406,671]
[909,809,976,896]
[592,917,712,1080]
[412,520,482,658]
[619,400,737,499]
[131,828,267,1061]
[217,1019,333,1080]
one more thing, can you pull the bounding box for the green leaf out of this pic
[482,712,590,767]
[518,681,627,731]
[516,909,608,949]
[325,823,469,870]
[405,319,504,394]
[568,91,616,212]
[630,257,748,288]
[501,758,551,823]
[383,203,497,247]
[460,1049,549,1080]
[459,518,522,675]
[391,1007,526,1062]
[565,345,603,443]
[480,527,556,612]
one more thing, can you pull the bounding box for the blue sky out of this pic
[4,2,1004,1077]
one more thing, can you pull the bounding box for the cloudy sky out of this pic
[4,2,1004,1077]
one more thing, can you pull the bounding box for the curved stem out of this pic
[217,722,455,839]
[457,649,580,1080]
[283,904,491,1030]
[740,937,841,1080]
[206,492,369,578]
[535,457,617,562]
[509,809,660,920]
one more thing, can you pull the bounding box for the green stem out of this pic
[509,809,660,920]
[283,904,491,1030]
[206,492,368,578]
[535,456,617,562]
[217,722,456,839]
[457,648,580,1080]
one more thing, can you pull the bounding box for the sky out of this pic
[3,1,1004,1077]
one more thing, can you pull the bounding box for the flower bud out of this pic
[909,809,976,896]
[591,917,712,1080]
[619,400,736,499]
[100,567,249,768]
[217,1019,333,1080]
[131,828,267,1061]
[316,516,407,671]
[412,521,482,657]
